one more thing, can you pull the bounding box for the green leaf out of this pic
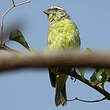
[90,72,97,82]
[90,69,110,89]
[90,69,103,88]
[9,30,30,49]
[102,69,110,82]
[90,70,102,82]
[99,81,104,89]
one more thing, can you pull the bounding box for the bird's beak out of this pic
[43,10,49,16]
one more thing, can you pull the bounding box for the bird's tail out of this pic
[55,82,67,106]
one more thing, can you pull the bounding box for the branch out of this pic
[67,97,106,103]
[12,0,15,7]
[0,50,110,71]
[0,44,19,52]
[69,71,110,100]
[0,0,31,44]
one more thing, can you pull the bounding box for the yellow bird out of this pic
[44,6,81,106]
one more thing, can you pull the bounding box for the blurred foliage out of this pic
[78,48,110,90]
[9,29,30,49]
[90,69,110,89]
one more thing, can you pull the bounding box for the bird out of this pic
[43,6,81,106]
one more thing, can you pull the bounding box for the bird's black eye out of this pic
[54,8,58,11]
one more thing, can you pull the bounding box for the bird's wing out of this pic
[66,20,81,48]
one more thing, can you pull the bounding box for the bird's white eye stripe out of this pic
[50,6,63,10]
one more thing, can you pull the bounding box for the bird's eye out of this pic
[54,8,58,11]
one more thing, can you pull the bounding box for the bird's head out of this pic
[43,6,70,22]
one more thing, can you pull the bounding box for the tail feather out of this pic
[55,84,67,106]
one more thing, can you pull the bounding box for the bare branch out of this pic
[67,97,106,103]
[0,0,31,44]
[0,50,110,71]
[15,0,31,7]
[12,0,15,7]
[0,44,19,52]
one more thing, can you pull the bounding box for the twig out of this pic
[67,97,106,103]
[0,0,31,44]
[0,44,19,52]
[94,80,104,86]
[12,0,15,7]
[69,71,110,100]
